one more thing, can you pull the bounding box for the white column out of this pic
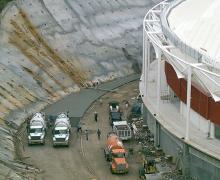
[142,24,146,87]
[156,49,161,115]
[180,101,183,120]
[185,66,192,141]
[145,37,150,97]
[210,122,215,139]
[144,35,147,96]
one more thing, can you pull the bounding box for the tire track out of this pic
[79,134,99,180]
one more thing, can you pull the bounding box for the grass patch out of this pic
[0,0,13,12]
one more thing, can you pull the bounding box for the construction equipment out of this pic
[139,157,158,179]
[52,112,71,147]
[104,132,129,174]
[109,101,122,125]
[109,101,120,112]
[27,112,46,145]
[129,100,142,120]
[113,121,132,140]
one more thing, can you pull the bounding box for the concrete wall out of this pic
[143,105,220,180]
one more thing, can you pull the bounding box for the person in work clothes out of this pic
[94,111,98,122]
[85,129,88,140]
[97,129,101,140]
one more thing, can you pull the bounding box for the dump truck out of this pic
[27,112,46,145]
[52,112,71,147]
[104,132,129,174]
[109,101,122,125]
[113,121,132,140]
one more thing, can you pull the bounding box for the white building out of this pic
[140,0,220,179]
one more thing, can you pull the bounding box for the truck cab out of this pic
[52,112,71,147]
[110,149,128,174]
[28,112,46,145]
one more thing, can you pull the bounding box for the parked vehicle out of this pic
[104,132,128,174]
[52,112,71,147]
[113,121,132,140]
[109,111,122,125]
[109,101,122,125]
[139,157,161,180]
[109,101,120,113]
[27,112,46,145]
[129,100,142,119]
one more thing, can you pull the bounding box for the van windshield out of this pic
[30,128,42,133]
[54,129,67,135]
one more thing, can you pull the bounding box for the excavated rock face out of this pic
[0,0,160,178]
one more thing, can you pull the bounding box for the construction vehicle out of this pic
[139,157,159,180]
[113,121,132,140]
[27,112,46,145]
[129,98,142,120]
[109,101,120,112]
[52,112,71,147]
[104,132,129,174]
[109,101,122,125]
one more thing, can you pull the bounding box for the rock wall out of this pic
[0,0,160,178]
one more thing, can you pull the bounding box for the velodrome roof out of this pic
[168,0,220,61]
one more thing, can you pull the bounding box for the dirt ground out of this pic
[19,81,143,180]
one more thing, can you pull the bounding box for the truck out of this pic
[109,101,120,113]
[109,101,122,125]
[52,112,71,147]
[27,112,46,145]
[104,132,129,174]
[129,99,142,120]
[113,121,132,140]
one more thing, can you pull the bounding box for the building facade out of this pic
[140,1,220,179]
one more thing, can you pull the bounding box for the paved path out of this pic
[45,74,140,126]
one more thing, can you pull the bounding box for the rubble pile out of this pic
[128,103,186,180]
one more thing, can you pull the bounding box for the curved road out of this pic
[21,81,141,180]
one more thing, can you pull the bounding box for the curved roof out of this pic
[168,0,220,61]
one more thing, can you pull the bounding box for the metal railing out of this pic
[143,0,220,101]
[160,0,217,68]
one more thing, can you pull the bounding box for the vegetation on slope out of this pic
[0,0,12,12]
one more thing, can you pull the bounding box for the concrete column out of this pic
[155,121,160,147]
[182,143,190,178]
[210,122,215,139]
[142,26,146,93]
[185,66,192,141]
[145,38,150,97]
[156,49,161,115]
[180,101,183,121]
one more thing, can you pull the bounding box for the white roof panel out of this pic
[168,0,220,62]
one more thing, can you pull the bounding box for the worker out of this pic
[77,123,82,133]
[97,129,101,140]
[94,111,98,122]
[85,129,88,140]
[26,117,30,133]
